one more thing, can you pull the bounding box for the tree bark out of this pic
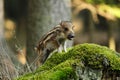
[107,20,117,51]
[26,0,71,67]
[0,0,17,79]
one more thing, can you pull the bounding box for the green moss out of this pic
[17,43,120,80]
[32,59,79,80]
[17,59,79,80]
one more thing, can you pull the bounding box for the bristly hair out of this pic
[60,21,72,26]
[35,25,61,50]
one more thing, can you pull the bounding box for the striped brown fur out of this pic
[35,21,74,65]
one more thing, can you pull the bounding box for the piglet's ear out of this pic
[60,21,64,26]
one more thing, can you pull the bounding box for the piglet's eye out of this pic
[64,28,68,31]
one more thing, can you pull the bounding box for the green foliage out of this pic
[85,0,105,4]
[98,4,120,18]
[85,0,120,18]
[85,0,120,5]
[17,43,120,80]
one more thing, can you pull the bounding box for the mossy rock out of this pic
[17,43,120,80]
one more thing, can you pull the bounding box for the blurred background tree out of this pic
[26,0,71,67]
[72,0,120,51]
[4,0,72,75]
[0,0,18,79]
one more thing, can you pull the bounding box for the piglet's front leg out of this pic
[58,41,67,53]
[63,41,67,52]
[58,44,63,53]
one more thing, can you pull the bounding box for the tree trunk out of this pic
[107,20,116,51]
[26,0,71,68]
[0,0,17,79]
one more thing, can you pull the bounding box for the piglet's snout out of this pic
[67,33,75,40]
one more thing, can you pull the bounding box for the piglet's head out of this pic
[60,21,75,40]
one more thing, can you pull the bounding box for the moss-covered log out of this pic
[17,43,120,80]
